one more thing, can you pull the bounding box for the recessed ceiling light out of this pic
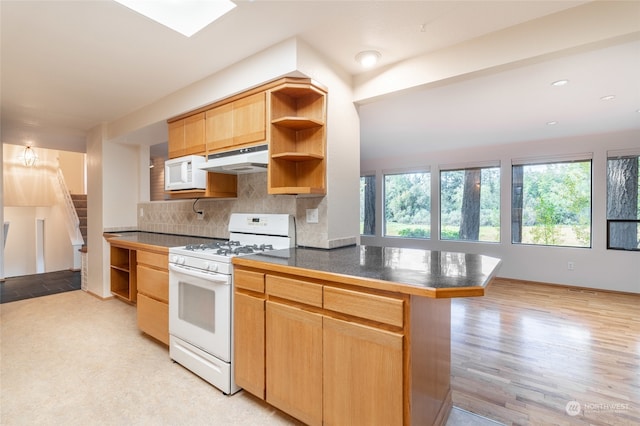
[355,50,381,69]
[546,121,558,126]
[114,0,236,37]
[551,79,569,87]
[600,95,616,101]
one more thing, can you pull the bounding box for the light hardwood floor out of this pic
[451,278,640,425]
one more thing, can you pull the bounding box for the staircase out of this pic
[71,194,87,249]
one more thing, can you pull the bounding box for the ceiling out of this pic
[1,0,639,160]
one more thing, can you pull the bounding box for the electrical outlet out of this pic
[139,207,144,217]
[306,208,319,224]
[567,261,575,271]
[196,211,204,220]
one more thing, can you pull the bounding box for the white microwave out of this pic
[165,155,207,191]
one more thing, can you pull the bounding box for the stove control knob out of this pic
[171,256,185,265]
[205,262,218,272]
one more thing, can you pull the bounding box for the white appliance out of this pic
[168,213,295,395]
[198,144,268,174]
[165,155,207,191]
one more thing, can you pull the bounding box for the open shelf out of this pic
[272,117,324,130]
[268,81,327,196]
[109,245,136,303]
[271,152,324,161]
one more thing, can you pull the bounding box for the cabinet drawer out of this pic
[137,250,168,270]
[235,268,265,293]
[137,265,168,302]
[324,287,404,328]
[266,275,322,308]
[137,293,169,345]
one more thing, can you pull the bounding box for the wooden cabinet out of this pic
[206,92,266,153]
[266,301,323,426]
[136,249,169,345]
[234,291,265,397]
[109,245,136,303]
[234,266,407,425]
[323,317,403,426]
[167,77,327,196]
[168,112,206,159]
[234,268,267,398]
[268,81,327,195]
[205,103,233,152]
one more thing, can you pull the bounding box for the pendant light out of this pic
[23,145,38,167]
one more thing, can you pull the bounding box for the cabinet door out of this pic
[266,301,322,426]
[168,119,185,159]
[206,103,234,152]
[137,293,169,345]
[137,264,168,302]
[323,316,404,426]
[183,112,206,155]
[234,291,265,398]
[233,92,266,145]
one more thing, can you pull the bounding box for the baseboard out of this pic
[492,277,639,297]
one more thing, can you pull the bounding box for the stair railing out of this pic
[55,168,84,246]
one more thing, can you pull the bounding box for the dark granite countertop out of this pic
[233,245,501,298]
[104,231,221,251]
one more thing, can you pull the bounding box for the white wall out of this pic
[296,40,361,247]
[3,207,36,277]
[58,150,86,194]
[361,129,640,294]
[86,124,106,297]
[102,142,139,229]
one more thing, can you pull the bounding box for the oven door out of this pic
[169,263,231,362]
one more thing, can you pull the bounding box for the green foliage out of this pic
[384,172,430,236]
[440,227,460,240]
[398,227,430,238]
[520,161,591,246]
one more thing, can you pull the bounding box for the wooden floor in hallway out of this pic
[450,278,640,425]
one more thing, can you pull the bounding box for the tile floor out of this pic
[0,270,81,304]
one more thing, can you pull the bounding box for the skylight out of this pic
[114,0,236,37]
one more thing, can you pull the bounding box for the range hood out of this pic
[198,144,268,174]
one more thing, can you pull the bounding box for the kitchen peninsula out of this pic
[232,245,501,426]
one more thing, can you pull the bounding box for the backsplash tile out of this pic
[137,173,337,247]
[138,173,308,246]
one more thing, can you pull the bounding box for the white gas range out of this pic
[168,213,295,395]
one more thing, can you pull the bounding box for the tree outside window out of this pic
[383,171,430,238]
[606,154,639,250]
[440,166,500,242]
[511,159,591,247]
[360,175,376,235]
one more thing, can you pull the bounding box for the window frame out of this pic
[382,167,431,239]
[511,153,593,248]
[438,161,501,243]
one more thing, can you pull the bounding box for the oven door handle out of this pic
[169,263,230,285]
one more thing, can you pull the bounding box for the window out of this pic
[440,165,500,242]
[606,151,639,250]
[512,156,591,247]
[383,171,430,238]
[360,175,376,235]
